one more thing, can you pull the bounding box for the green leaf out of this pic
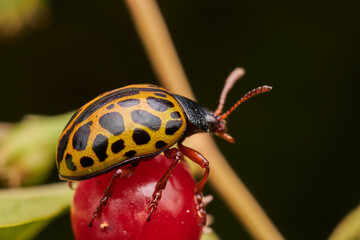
[0,183,74,240]
[0,220,49,240]
[201,231,221,240]
[0,112,74,186]
[0,0,52,37]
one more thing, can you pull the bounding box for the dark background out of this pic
[1,0,359,239]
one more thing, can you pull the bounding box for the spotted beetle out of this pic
[56,68,272,227]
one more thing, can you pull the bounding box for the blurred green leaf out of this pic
[329,204,360,240]
[201,231,220,240]
[0,220,49,240]
[0,0,51,37]
[0,182,73,240]
[0,112,73,186]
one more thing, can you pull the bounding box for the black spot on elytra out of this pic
[165,120,183,135]
[132,128,151,145]
[125,150,136,158]
[92,134,108,162]
[74,90,140,125]
[147,97,174,112]
[65,154,76,171]
[80,156,94,167]
[154,93,167,98]
[131,110,162,131]
[64,107,82,129]
[170,111,181,119]
[99,112,125,135]
[57,132,69,165]
[118,99,140,107]
[155,140,167,149]
[106,104,114,109]
[111,139,125,153]
[72,121,92,151]
[70,87,168,126]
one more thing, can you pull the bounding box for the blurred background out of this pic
[0,0,359,239]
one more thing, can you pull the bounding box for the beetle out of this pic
[56,68,272,227]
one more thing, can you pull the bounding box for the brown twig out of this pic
[124,0,284,239]
[124,0,194,100]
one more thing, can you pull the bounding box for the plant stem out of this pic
[124,0,284,239]
[124,0,194,99]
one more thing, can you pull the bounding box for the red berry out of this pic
[71,155,203,240]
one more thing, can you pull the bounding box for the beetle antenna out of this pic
[214,68,245,116]
[220,85,272,120]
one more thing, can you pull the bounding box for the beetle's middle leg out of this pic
[89,164,136,227]
[178,141,209,225]
[146,148,183,221]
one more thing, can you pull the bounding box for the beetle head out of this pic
[205,112,234,143]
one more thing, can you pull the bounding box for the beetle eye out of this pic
[217,120,226,132]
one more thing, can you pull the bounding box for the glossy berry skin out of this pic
[71,155,203,240]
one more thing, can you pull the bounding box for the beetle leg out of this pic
[89,164,136,227]
[68,180,75,190]
[146,148,183,222]
[178,142,209,225]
